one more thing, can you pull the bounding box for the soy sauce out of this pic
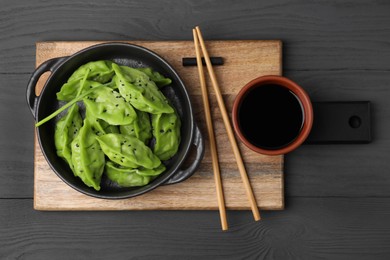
[238,84,304,150]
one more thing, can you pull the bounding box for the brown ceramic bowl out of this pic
[232,75,313,155]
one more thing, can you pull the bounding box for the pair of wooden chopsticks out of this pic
[192,26,261,231]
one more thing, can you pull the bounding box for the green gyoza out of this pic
[136,67,172,88]
[105,162,166,187]
[112,63,174,114]
[56,80,103,101]
[71,119,105,191]
[96,133,161,169]
[54,103,83,170]
[68,60,114,83]
[83,86,137,126]
[151,110,181,161]
[120,109,152,144]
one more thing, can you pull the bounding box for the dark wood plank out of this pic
[0,74,34,198]
[0,0,389,73]
[0,198,389,259]
[284,70,390,197]
[2,69,390,198]
[1,1,389,259]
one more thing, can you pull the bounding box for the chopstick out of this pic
[193,29,228,231]
[194,26,261,221]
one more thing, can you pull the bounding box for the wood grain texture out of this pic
[33,40,283,211]
[0,0,389,73]
[284,70,390,197]
[0,74,35,198]
[1,0,390,258]
[1,198,390,259]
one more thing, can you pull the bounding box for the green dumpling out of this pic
[136,67,172,88]
[54,103,83,170]
[83,86,137,126]
[71,120,105,191]
[120,109,152,144]
[151,110,181,161]
[97,133,161,169]
[68,60,114,83]
[105,162,166,187]
[112,63,174,114]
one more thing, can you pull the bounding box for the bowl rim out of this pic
[232,75,313,155]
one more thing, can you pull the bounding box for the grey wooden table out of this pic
[1,0,389,259]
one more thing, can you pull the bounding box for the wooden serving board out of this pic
[34,40,283,211]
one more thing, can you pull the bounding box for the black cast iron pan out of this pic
[26,42,204,199]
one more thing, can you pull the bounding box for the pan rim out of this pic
[35,42,196,199]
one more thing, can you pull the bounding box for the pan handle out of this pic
[164,124,205,185]
[26,57,67,119]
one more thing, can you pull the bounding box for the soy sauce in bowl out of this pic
[237,84,304,150]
